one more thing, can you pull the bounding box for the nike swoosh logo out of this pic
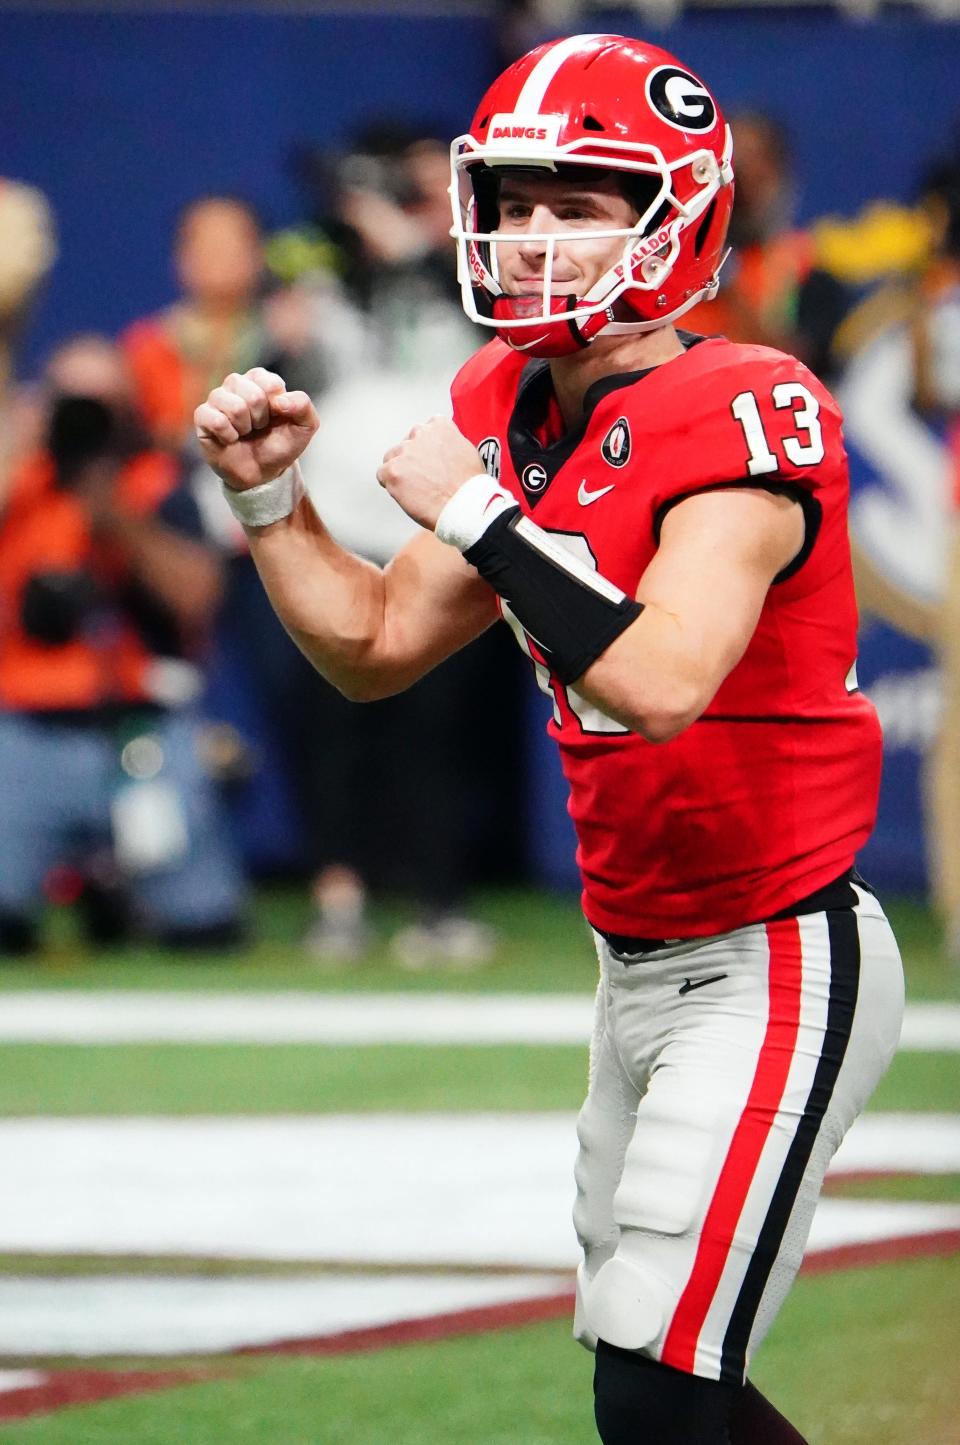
[514,333,552,353]
[678,973,728,995]
[578,481,615,506]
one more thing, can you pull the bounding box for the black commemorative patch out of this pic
[601,417,631,468]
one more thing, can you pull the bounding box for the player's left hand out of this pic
[377,417,483,531]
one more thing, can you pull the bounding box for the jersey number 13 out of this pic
[731,383,824,474]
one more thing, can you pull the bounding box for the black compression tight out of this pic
[729,1381,809,1444]
[594,1341,809,1445]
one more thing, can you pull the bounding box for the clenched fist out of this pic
[194,368,319,491]
[376,416,484,531]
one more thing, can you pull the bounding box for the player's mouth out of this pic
[509,282,581,297]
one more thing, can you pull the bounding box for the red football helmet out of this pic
[450,33,734,357]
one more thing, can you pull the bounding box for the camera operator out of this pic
[284,122,477,374]
[0,335,246,956]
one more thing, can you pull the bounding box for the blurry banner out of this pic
[840,321,952,896]
[852,621,935,895]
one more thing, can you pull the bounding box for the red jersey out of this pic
[450,334,881,937]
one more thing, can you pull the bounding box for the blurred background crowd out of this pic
[1,0,959,968]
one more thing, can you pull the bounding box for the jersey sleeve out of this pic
[450,339,520,442]
[647,347,844,576]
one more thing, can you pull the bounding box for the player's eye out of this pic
[558,201,604,223]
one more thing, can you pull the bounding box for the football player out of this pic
[196,34,904,1445]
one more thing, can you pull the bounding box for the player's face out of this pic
[494,172,639,301]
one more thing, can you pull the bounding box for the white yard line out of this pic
[0,993,957,1049]
[0,1114,957,1271]
[0,1273,564,1358]
[0,1113,958,1358]
[0,1371,44,1393]
[0,992,594,1044]
[898,1002,960,1050]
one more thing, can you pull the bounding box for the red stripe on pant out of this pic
[660,917,804,1373]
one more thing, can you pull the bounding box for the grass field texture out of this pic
[0,888,956,1444]
[1,1260,958,1445]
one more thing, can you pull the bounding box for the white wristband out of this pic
[220,461,305,528]
[435,473,519,553]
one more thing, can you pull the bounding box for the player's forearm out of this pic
[576,605,720,743]
[437,477,729,743]
[243,495,395,700]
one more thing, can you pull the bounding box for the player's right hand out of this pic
[194,368,319,492]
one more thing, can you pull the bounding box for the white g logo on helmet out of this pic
[646,66,717,133]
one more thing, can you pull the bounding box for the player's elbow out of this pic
[290,616,403,703]
[633,706,697,744]
[335,671,403,704]
[583,620,714,741]
[578,668,703,742]
[625,679,705,743]
[325,648,418,703]
[332,675,375,703]
[629,647,730,741]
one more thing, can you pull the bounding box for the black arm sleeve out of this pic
[464,511,642,685]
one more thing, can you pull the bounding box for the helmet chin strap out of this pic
[492,294,596,358]
[490,247,662,358]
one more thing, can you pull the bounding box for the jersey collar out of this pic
[507,331,709,505]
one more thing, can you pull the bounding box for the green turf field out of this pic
[0,888,957,1444]
[0,1040,955,1117]
[1,1259,958,1445]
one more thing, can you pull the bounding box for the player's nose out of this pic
[518,204,562,253]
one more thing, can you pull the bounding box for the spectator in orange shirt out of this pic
[122,195,328,452]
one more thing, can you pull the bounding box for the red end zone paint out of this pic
[0,1366,206,1423]
[2,1234,959,1424]
[798,1228,960,1274]
[821,1169,940,1190]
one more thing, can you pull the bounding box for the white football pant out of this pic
[573,883,904,1383]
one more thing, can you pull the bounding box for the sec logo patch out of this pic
[478,436,501,481]
[601,418,631,468]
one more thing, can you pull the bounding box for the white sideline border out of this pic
[0,993,957,1049]
[1,1114,958,1270]
[0,1114,958,1358]
[0,1273,565,1358]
